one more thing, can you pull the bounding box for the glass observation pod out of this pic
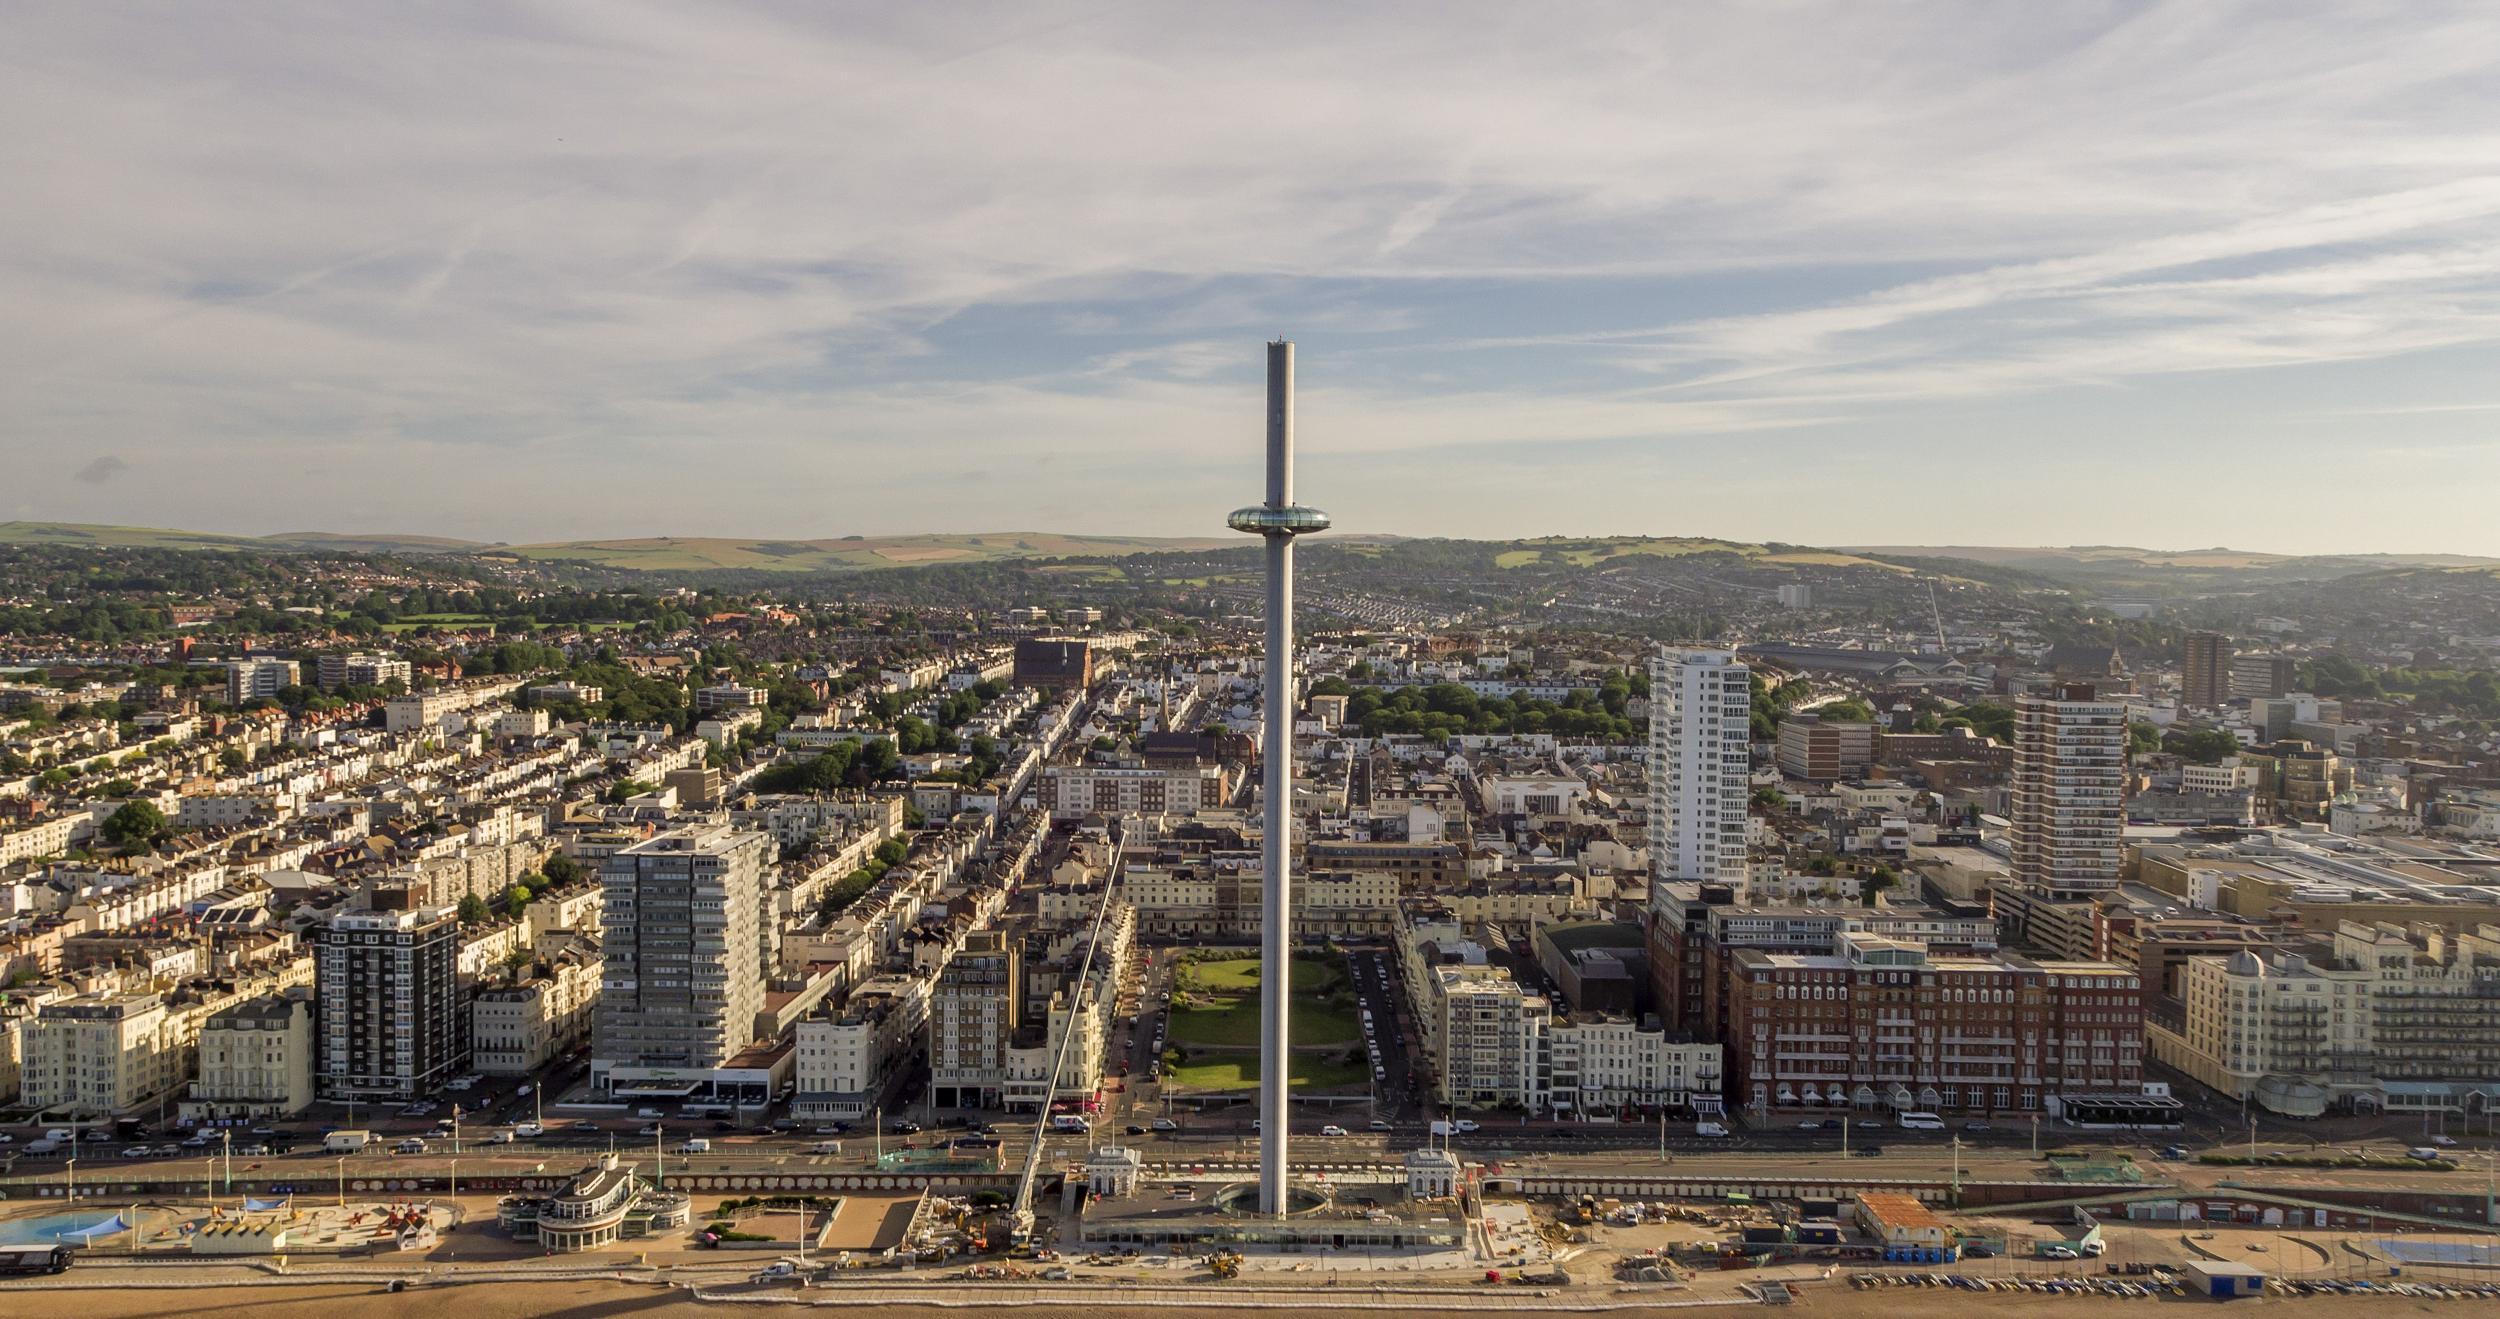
[1226,505,1332,534]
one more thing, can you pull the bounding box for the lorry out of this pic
[324,1130,372,1153]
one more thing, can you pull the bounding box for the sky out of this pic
[6,1,2500,553]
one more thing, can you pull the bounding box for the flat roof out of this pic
[1856,1192,1945,1232]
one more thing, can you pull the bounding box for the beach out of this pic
[18,1276,2476,1319]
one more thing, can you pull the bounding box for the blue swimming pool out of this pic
[2380,1240,2498,1267]
[0,1211,135,1246]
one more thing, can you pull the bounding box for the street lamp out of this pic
[64,1155,76,1202]
[336,1154,347,1209]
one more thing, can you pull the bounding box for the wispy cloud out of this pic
[3,1,2499,550]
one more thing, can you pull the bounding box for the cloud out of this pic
[73,454,129,484]
[2,2,2500,550]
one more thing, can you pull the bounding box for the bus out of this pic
[1899,1111,1946,1131]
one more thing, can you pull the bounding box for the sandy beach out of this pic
[14,1276,2477,1319]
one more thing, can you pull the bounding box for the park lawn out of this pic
[1166,997,1358,1048]
[1169,956,1357,1047]
[1180,956,1343,996]
[1162,1053,1373,1092]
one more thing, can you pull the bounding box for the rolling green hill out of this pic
[0,521,272,550]
[1844,544,2500,593]
[0,522,483,555]
[485,532,1240,573]
[0,522,1233,571]
[1492,536,1907,572]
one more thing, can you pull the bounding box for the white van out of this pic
[678,1138,712,1153]
[1050,1114,1092,1133]
[1695,1121,1730,1138]
[1899,1112,1946,1131]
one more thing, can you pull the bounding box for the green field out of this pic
[1163,1053,1373,1092]
[1166,955,1361,1052]
[380,613,497,632]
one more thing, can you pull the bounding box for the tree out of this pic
[2128,721,2164,755]
[101,799,169,849]
[219,747,247,771]
[457,893,490,925]
[1817,697,1877,723]
[540,852,583,887]
[2167,727,2242,764]
[505,885,534,919]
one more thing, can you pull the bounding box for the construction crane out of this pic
[1926,579,1949,654]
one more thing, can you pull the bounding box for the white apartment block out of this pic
[316,652,412,691]
[1647,650,1752,894]
[1546,1016,1723,1114]
[1430,967,1552,1110]
[1038,763,1223,822]
[21,991,190,1117]
[794,976,928,1118]
[1,813,87,867]
[184,993,314,1120]
[225,658,300,706]
[2161,921,2500,1118]
[474,949,600,1075]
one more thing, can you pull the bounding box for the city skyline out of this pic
[8,3,2500,552]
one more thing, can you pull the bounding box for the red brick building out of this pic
[1724,930,2144,1121]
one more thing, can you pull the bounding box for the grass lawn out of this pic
[1162,1053,1372,1092]
[1180,955,1342,995]
[1167,998,1357,1048]
[1169,957,1358,1048]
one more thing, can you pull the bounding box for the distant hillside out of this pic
[0,520,271,551]
[264,530,488,554]
[483,532,1241,573]
[1845,544,2500,593]
[0,522,482,555]
[0,522,1237,572]
[1488,536,1907,572]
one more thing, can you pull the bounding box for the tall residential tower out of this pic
[2008,683,2127,895]
[592,825,775,1103]
[1647,650,1754,895]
